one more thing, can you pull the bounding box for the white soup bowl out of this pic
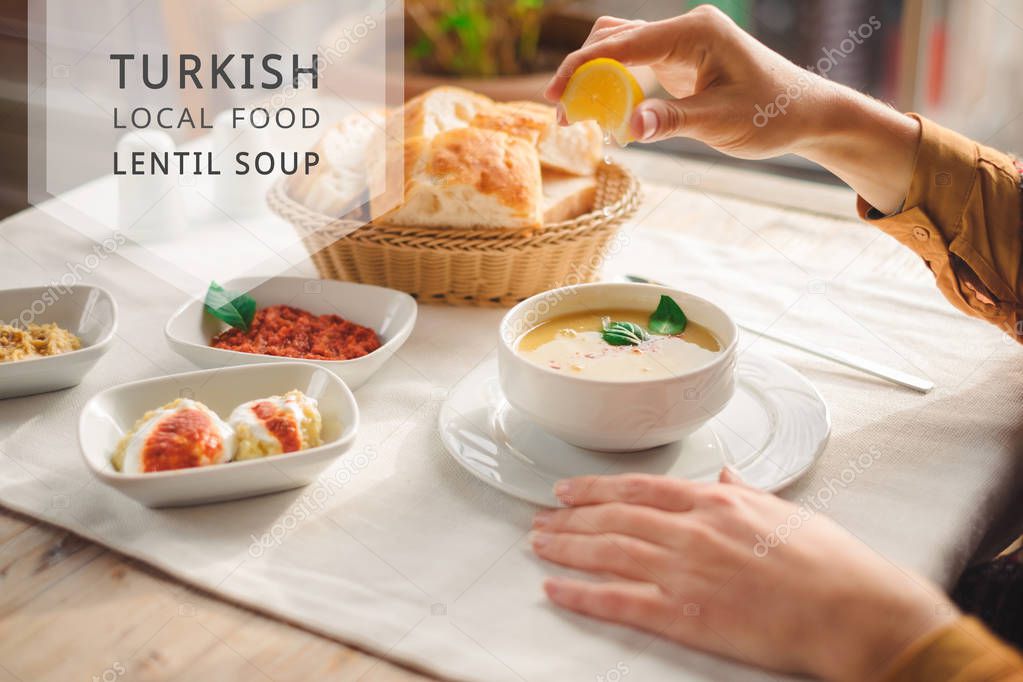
[498,282,738,451]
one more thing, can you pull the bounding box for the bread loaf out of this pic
[298,87,603,230]
[400,86,493,138]
[372,127,544,230]
[506,101,604,176]
[469,103,550,146]
[470,100,603,176]
[542,172,597,224]
[288,109,384,216]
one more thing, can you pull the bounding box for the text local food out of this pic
[110,53,321,176]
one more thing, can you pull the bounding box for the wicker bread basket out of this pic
[267,161,641,307]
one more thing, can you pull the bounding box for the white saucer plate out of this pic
[438,353,830,507]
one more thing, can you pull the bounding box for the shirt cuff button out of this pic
[912,226,930,241]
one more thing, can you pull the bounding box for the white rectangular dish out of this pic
[78,362,359,507]
[164,277,416,389]
[0,284,117,399]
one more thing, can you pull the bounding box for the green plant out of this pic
[406,0,572,77]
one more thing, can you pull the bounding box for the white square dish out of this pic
[78,362,359,507]
[164,277,417,390]
[0,285,117,399]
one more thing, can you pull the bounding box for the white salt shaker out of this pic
[116,130,186,238]
[210,109,274,217]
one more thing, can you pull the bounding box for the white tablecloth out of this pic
[2,167,1021,681]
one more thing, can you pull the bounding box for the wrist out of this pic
[826,584,958,682]
[794,85,920,214]
[785,78,860,157]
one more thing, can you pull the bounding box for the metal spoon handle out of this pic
[737,321,933,393]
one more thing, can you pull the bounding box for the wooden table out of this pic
[0,508,432,681]
[0,149,877,682]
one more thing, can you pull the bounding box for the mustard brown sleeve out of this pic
[857,114,1023,339]
[882,616,1023,681]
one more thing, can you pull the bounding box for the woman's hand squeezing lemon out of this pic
[548,6,920,215]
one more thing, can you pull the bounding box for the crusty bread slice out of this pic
[298,89,604,230]
[469,103,550,146]
[400,86,494,139]
[367,88,505,224]
[542,171,597,224]
[505,100,603,176]
[288,109,384,216]
[371,126,543,231]
[540,120,604,176]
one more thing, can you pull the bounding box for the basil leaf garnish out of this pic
[648,295,687,335]
[601,319,647,346]
[204,281,257,332]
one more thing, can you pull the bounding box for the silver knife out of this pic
[625,274,934,394]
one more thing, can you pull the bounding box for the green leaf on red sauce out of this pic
[649,295,687,335]
[204,281,257,332]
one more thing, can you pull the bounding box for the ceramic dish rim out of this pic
[500,281,739,386]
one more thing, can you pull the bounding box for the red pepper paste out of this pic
[142,408,223,472]
[211,304,381,360]
[250,400,302,452]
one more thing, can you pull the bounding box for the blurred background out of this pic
[1,0,1021,220]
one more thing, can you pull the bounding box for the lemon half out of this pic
[560,58,645,145]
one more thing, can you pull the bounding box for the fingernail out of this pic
[555,103,568,126]
[544,578,561,598]
[533,510,553,528]
[531,531,553,550]
[639,109,658,140]
[722,465,744,483]
[553,480,572,501]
